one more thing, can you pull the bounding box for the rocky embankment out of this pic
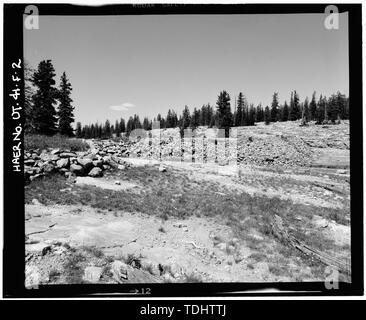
[93,127,315,167]
[24,147,131,182]
[25,122,350,181]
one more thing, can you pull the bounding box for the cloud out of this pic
[109,102,135,111]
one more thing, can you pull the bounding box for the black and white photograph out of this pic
[2,2,363,298]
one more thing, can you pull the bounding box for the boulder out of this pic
[36,160,44,167]
[111,260,128,283]
[70,164,84,176]
[56,158,69,169]
[31,153,41,160]
[39,153,50,161]
[83,153,97,161]
[83,266,103,283]
[159,165,167,172]
[92,159,103,168]
[77,158,94,172]
[59,152,77,158]
[65,171,73,178]
[88,167,103,177]
[24,159,36,166]
[31,198,42,205]
[103,157,119,169]
[30,173,45,181]
[50,148,61,155]
[42,163,56,174]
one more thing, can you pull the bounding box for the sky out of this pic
[24,13,349,125]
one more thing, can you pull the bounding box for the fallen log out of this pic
[311,181,347,195]
[271,214,351,276]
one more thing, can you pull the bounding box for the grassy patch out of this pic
[63,251,86,284]
[182,272,203,283]
[80,245,104,259]
[25,134,89,152]
[25,165,350,281]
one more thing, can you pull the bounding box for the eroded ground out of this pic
[25,155,351,285]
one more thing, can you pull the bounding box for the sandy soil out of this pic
[26,203,281,282]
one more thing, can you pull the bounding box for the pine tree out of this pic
[216,90,232,136]
[171,110,178,127]
[190,107,200,129]
[126,116,134,134]
[293,91,301,120]
[199,105,207,126]
[333,91,347,121]
[115,120,121,137]
[316,94,326,124]
[32,60,58,135]
[91,124,96,138]
[255,104,264,122]
[248,104,256,126]
[119,118,126,133]
[57,72,75,136]
[103,120,112,138]
[207,104,215,127]
[301,97,310,124]
[181,106,191,129]
[133,114,142,129]
[242,97,249,126]
[166,109,173,128]
[281,101,289,121]
[289,91,301,120]
[343,96,349,120]
[270,92,279,122]
[76,122,82,138]
[327,93,343,123]
[235,92,244,126]
[289,91,294,120]
[309,91,317,121]
[24,61,36,133]
[264,106,271,125]
[143,117,150,130]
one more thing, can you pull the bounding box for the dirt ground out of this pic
[24,121,351,285]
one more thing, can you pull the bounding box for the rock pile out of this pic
[237,133,313,166]
[90,127,314,167]
[25,124,317,181]
[24,147,131,182]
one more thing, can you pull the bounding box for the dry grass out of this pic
[25,165,350,281]
[25,134,89,152]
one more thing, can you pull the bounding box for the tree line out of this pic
[25,59,75,136]
[24,59,349,139]
[77,90,349,139]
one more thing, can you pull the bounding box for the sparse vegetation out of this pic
[48,269,61,282]
[182,272,203,283]
[25,134,89,151]
[81,245,104,259]
[123,253,143,269]
[25,160,351,283]
[63,251,86,284]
